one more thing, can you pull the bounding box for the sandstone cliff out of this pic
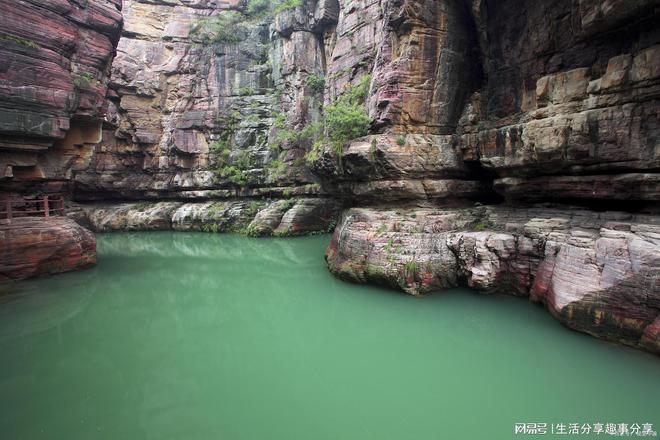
[0,0,123,280]
[315,0,660,354]
[68,0,342,233]
[0,0,123,193]
[0,0,658,352]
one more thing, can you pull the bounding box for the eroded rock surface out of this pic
[70,197,341,235]
[0,217,96,281]
[65,0,346,234]
[312,0,660,354]
[326,206,660,353]
[0,0,123,191]
[0,0,122,280]
[72,0,336,201]
[313,0,659,207]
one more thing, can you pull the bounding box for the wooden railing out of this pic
[0,195,64,221]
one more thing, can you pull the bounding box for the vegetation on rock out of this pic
[190,12,245,45]
[304,75,372,163]
[190,0,305,44]
[306,74,326,93]
[72,72,97,89]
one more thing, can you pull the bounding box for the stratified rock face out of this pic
[0,217,96,281]
[326,206,660,353]
[0,0,123,189]
[311,0,659,206]
[304,0,660,353]
[368,0,482,134]
[72,0,332,201]
[68,0,359,233]
[464,0,660,204]
[69,197,341,236]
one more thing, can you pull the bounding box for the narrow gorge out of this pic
[1,0,659,358]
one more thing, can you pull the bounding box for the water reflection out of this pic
[0,270,98,343]
[99,232,315,266]
[0,233,658,440]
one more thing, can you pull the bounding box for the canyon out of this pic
[0,0,658,354]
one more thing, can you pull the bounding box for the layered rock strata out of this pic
[314,0,659,207]
[313,0,660,353]
[0,217,96,281]
[326,206,660,353]
[69,197,341,235]
[0,0,123,193]
[69,0,350,233]
[0,0,122,280]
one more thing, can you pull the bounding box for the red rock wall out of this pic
[73,0,324,201]
[0,0,123,191]
[312,0,659,207]
[0,217,96,281]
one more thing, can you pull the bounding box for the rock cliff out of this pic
[0,0,123,280]
[69,0,342,233]
[0,0,658,352]
[0,0,123,193]
[313,0,660,353]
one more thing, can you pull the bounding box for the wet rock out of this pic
[77,202,183,231]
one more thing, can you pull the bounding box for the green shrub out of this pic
[403,261,418,278]
[245,201,262,217]
[202,223,220,233]
[216,165,248,186]
[324,100,370,154]
[72,72,96,89]
[238,87,255,96]
[297,75,372,161]
[266,159,287,182]
[190,12,245,45]
[273,114,287,129]
[281,198,296,210]
[323,74,371,153]
[326,218,338,233]
[247,0,270,16]
[209,139,231,163]
[473,222,487,231]
[342,74,371,106]
[212,147,253,187]
[396,135,405,146]
[306,74,325,93]
[274,122,322,149]
[274,0,303,14]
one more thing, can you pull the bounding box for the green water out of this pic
[0,233,658,440]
